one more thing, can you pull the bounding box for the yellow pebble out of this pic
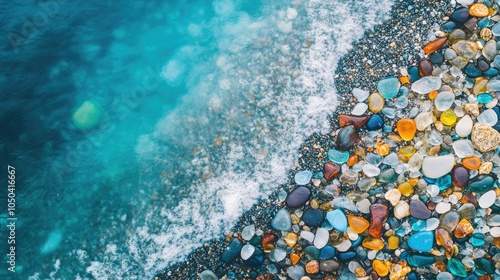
[408,178,419,186]
[428,90,438,99]
[376,143,390,156]
[399,145,415,158]
[373,259,389,277]
[399,76,410,84]
[285,233,298,247]
[440,109,457,126]
[398,182,414,196]
[388,236,399,250]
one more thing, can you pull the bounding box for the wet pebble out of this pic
[286,186,311,209]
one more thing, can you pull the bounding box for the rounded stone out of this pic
[287,265,305,280]
[462,156,481,170]
[435,202,451,214]
[394,200,410,219]
[366,114,384,131]
[479,190,497,208]
[408,231,434,252]
[411,76,441,94]
[434,91,455,111]
[336,125,360,151]
[422,154,455,179]
[347,215,370,234]
[302,208,324,227]
[455,115,473,137]
[319,260,340,272]
[339,114,369,128]
[313,228,329,249]
[418,59,433,77]
[440,211,460,232]
[377,76,401,99]
[423,37,448,54]
[469,3,489,17]
[295,171,313,185]
[271,208,292,231]
[468,174,496,193]
[471,122,500,152]
[72,101,102,130]
[286,187,311,209]
[352,103,368,116]
[452,166,469,188]
[440,109,457,126]
[385,188,401,206]
[415,111,435,131]
[410,199,431,220]
[397,119,417,141]
[323,162,341,180]
[200,270,218,280]
[452,139,474,158]
[450,7,469,24]
[368,92,385,113]
[326,209,348,232]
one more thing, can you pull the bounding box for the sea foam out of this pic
[86,0,393,279]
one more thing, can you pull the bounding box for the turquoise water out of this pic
[1,0,393,279]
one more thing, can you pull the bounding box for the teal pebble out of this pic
[408,231,434,252]
[302,246,320,261]
[326,209,347,232]
[377,76,401,99]
[411,220,427,231]
[470,233,485,247]
[327,148,349,164]
[477,93,494,104]
[436,175,452,191]
[447,258,467,277]
[407,254,435,267]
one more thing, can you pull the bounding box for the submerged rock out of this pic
[72,101,102,130]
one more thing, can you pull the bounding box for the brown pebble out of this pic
[324,162,341,180]
[418,59,433,76]
[368,203,389,238]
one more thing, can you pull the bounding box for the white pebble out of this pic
[352,103,368,116]
[435,202,451,214]
[479,190,497,209]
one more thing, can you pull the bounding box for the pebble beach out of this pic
[155,0,500,279]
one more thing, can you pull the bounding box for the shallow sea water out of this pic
[0,0,393,278]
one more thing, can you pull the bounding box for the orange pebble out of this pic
[462,156,481,170]
[397,119,417,141]
[347,155,358,166]
[423,37,447,54]
[399,76,410,84]
[290,253,300,265]
[348,215,370,234]
[428,90,438,99]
